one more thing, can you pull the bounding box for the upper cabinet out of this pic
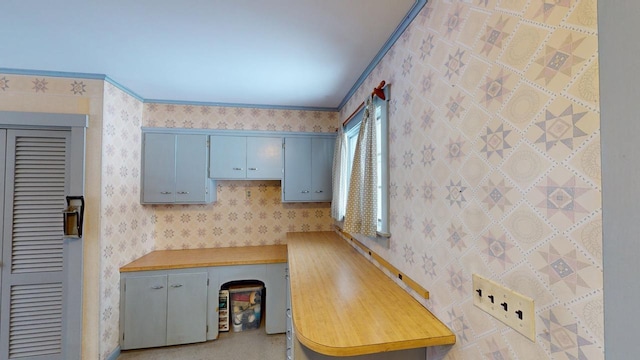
[141,132,214,204]
[282,136,335,202]
[209,135,282,180]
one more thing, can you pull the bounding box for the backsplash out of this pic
[340,0,602,359]
[152,180,333,249]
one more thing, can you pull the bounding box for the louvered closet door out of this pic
[0,130,71,360]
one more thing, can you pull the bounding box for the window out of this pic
[344,94,390,237]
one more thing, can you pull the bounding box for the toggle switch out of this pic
[472,273,535,342]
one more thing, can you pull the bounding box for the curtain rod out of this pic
[342,81,387,128]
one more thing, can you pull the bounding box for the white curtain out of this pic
[343,97,377,237]
[331,128,347,221]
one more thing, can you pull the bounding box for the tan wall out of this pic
[340,0,602,359]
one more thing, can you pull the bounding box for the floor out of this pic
[117,330,286,360]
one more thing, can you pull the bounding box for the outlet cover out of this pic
[472,273,536,341]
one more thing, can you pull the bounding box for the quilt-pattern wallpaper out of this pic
[340,0,602,359]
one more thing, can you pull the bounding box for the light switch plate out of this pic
[472,273,536,341]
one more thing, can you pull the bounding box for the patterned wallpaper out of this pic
[143,103,338,250]
[340,0,602,359]
[1,0,604,358]
[99,83,155,359]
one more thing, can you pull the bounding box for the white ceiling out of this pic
[0,0,418,109]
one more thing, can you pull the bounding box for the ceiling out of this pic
[0,0,419,110]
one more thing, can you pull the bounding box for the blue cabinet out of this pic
[209,135,282,180]
[141,132,214,204]
[120,271,208,350]
[282,136,334,202]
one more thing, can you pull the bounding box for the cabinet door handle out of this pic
[248,167,258,171]
[176,191,190,195]
[286,309,292,318]
[301,190,310,194]
[160,191,172,195]
[233,167,243,171]
[151,285,164,290]
[315,190,323,193]
[170,284,183,288]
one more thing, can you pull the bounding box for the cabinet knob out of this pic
[177,191,190,195]
[160,191,172,195]
[248,167,258,171]
[233,167,243,171]
[150,285,164,290]
[301,190,310,194]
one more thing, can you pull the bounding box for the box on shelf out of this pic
[218,290,229,332]
[229,283,263,332]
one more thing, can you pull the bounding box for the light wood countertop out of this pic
[120,245,288,272]
[287,231,455,356]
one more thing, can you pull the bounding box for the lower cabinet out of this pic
[120,263,287,350]
[120,271,208,350]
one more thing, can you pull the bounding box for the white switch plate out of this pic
[472,273,536,341]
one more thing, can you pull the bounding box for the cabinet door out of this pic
[142,133,176,203]
[311,137,334,202]
[209,135,246,179]
[247,137,282,179]
[123,275,168,350]
[176,134,208,202]
[283,137,312,202]
[166,272,208,346]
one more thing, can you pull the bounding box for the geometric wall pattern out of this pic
[0,0,603,358]
[340,0,602,359]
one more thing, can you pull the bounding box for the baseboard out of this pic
[106,346,121,360]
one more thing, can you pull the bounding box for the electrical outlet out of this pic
[472,273,535,341]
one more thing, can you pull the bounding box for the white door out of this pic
[0,128,84,360]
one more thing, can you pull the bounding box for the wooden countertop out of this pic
[120,245,288,272]
[287,231,455,356]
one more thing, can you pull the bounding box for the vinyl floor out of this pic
[117,329,286,360]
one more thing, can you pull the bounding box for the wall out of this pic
[0,73,105,359]
[340,0,602,359]
[143,103,338,249]
[99,83,155,359]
